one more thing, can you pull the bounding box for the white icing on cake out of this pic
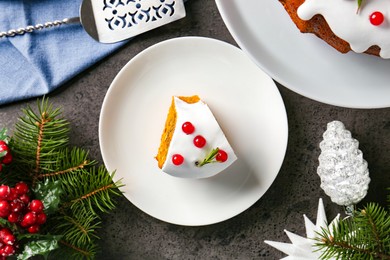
[162,97,237,179]
[297,0,390,58]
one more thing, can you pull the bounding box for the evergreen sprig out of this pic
[316,201,390,259]
[1,97,124,259]
[12,99,69,174]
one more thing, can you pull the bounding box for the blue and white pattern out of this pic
[102,0,178,30]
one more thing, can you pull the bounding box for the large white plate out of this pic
[216,0,390,108]
[99,37,288,226]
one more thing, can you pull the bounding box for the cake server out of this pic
[0,0,186,43]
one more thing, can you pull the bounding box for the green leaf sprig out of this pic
[196,148,220,167]
[357,0,364,14]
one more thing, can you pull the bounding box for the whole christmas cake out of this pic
[279,0,390,58]
[155,95,237,179]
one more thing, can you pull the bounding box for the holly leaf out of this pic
[33,179,63,215]
[0,128,9,142]
[16,235,62,260]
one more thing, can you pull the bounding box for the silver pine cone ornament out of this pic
[317,121,370,208]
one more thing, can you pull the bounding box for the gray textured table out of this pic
[1,0,389,259]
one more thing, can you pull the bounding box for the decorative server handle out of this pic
[0,17,80,38]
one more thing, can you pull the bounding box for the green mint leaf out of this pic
[33,179,63,215]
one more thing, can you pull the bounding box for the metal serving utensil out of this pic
[0,0,186,43]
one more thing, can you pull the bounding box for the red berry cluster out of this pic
[172,121,228,166]
[0,141,12,172]
[0,183,46,234]
[0,227,17,257]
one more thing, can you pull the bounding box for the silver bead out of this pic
[7,29,16,36]
[25,26,35,32]
[16,28,25,35]
[35,24,44,30]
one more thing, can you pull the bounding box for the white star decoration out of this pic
[265,199,339,260]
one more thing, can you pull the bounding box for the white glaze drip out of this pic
[162,97,237,179]
[297,0,390,58]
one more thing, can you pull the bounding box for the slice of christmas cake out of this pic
[155,95,237,179]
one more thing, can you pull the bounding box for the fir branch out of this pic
[11,97,69,179]
[2,98,124,258]
[38,147,95,181]
[36,148,92,179]
[55,240,97,260]
[316,203,390,259]
[62,166,123,215]
[37,161,88,178]
[50,209,101,248]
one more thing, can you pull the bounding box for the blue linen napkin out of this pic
[0,0,128,105]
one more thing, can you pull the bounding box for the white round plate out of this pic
[216,0,390,109]
[99,37,288,226]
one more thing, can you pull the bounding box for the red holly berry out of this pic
[7,189,18,201]
[1,153,12,165]
[0,185,10,200]
[0,201,10,217]
[21,212,36,227]
[0,141,8,154]
[10,200,24,213]
[172,154,184,166]
[182,122,195,135]
[193,135,206,148]
[7,212,20,223]
[0,141,11,166]
[27,225,40,234]
[36,212,47,225]
[2,233,15,245]
[29,200,44,213]
[14,182,29,195]
[19,194,30,205]
[216,149,228,162]
[370,11,384,26]
[1,245,15,256]
[0,228,12,241]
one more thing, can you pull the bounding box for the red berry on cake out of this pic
[172,154,184,166]
[216,149,228,162]
[193,135,206,148]
[370,11,384,26]
[182,122,195,135]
